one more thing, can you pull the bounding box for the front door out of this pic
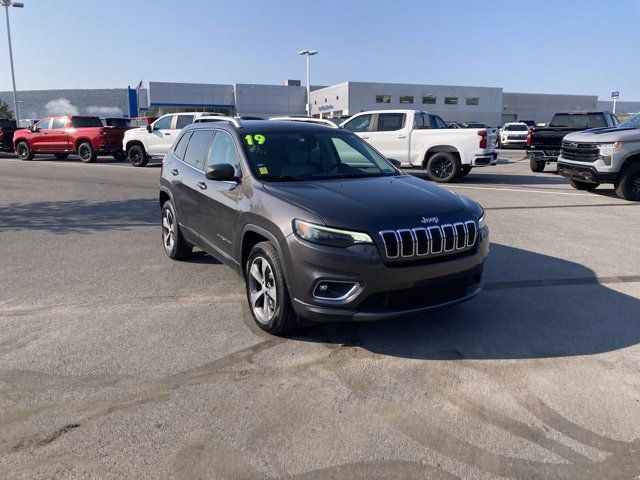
[146,115,175,156]
[196,129,241,261]
[30,118,52,152]
[367,112,410,165]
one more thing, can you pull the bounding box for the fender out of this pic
[240,224,291,286]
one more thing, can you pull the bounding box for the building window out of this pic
[466,97,479,106]
[445,97,458,105]
[422,95,437,104]
[399,96,414,104]
[376,95,391,104]
[336,96,339,100]
[324,98,327,102]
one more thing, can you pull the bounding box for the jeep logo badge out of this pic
[421,216,439,224]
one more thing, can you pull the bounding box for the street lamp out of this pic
[298,50,317,117]
[2,0,24,123]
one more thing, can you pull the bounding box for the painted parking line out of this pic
[445,185,597,197]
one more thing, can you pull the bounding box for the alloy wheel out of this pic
[432,157,454,179]
[17,144,28,159]
[162,208,175,253]
[79,145,92,161]
[632,173,640,197]
[248,256,278,325]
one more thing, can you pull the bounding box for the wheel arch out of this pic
[621,152,640,169]
[75,137,93,151]
[159,187,173,208]
[125,139,145,153]
[240,224,289,283]
[423,145,461,167]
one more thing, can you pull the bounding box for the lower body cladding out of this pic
[282,228,490,322]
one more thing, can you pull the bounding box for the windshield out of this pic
[505,124,528,131]
[549,114,607,128]
[618,112,640,128]
[242,131,398,181]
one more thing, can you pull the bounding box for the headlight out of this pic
[293,219,373,248]
[478,210,486,230]
[597,141,622,151]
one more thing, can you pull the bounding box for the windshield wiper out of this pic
[259,175,297,182]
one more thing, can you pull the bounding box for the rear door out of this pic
[342,114,373,141]
[47,117,69,152]
[146,115,175,156]
[196,130,242,262]
[367,113,410,164]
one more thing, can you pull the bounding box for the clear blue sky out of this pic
[1,0,638,100]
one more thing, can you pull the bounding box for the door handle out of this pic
[196,181,207,190]
[361,136,370,139]
[397,135,407,139]
[171,169,178,176]
[164,133,170,136]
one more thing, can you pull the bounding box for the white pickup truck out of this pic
[340,109,497,182]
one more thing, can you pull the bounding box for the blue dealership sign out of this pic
[611,91,620,99]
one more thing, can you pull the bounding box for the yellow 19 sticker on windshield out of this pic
[245,134,266,146]
[259,166,269,175]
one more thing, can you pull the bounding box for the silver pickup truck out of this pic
[557,112,640,201]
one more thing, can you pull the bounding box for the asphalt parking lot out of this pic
[1,150,639,479]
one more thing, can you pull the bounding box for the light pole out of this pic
[2,0,23,123]
[298,50,317,117]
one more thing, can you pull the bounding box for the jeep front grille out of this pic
[379,221,477,260]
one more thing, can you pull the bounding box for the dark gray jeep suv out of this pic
[160,119,489,334]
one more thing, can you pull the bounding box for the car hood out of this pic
[564,127,640,143]
[263,174,480,231]
[124,127,146,136]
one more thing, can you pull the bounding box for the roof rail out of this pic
[268,116,339,128]
[194,115,242,128]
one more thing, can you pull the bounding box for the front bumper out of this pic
[283,227,490,322]
[557,161,618,184]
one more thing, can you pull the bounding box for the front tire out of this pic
[54,153,69,160]
[569,179,599,191]
[128,144,149,167]
[530,158,545,172]
[161,200,192,260]
[426,152,460,183]
[614,163,640,201]
[77,142,97,163]
[246,242,298,335]
[16,141,34,161]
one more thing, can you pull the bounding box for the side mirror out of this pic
[387,158,402,169]
[146,124,153,133]
[27,125,34,131]
[205,163,237,181]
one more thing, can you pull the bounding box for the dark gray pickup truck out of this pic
[527,112,619,172]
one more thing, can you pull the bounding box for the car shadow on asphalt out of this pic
[0,198,159,233]
[292,244,640,360]
[408,170,568,187]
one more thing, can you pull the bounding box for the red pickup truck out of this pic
[13,116,127,162]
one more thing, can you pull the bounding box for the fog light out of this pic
[599,154,612,166]
[313,281,358,300]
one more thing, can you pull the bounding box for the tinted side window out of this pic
[70,117,103,128]
[429,115,447,129]
[51,118,66,129]
[343,114,372,133]
[376,113,405,132]
[207,131,241,177]
[183,129,213,170]
[154,116,173,130]
[36,118,51,130]
[173,131,192,160]
[414,113,429,129]
[176,115,195,129]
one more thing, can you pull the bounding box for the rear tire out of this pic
[457,165,472,178]
[161,200,192,260]
[614,163,640,201]
[530,158,545,172]
[246,241,298,335]
[128,144,149,167]
[16,141,34,161]
[54,153,69,160]
[426,152,460,183]
[77,142,97,163]
[569,179,599,191]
